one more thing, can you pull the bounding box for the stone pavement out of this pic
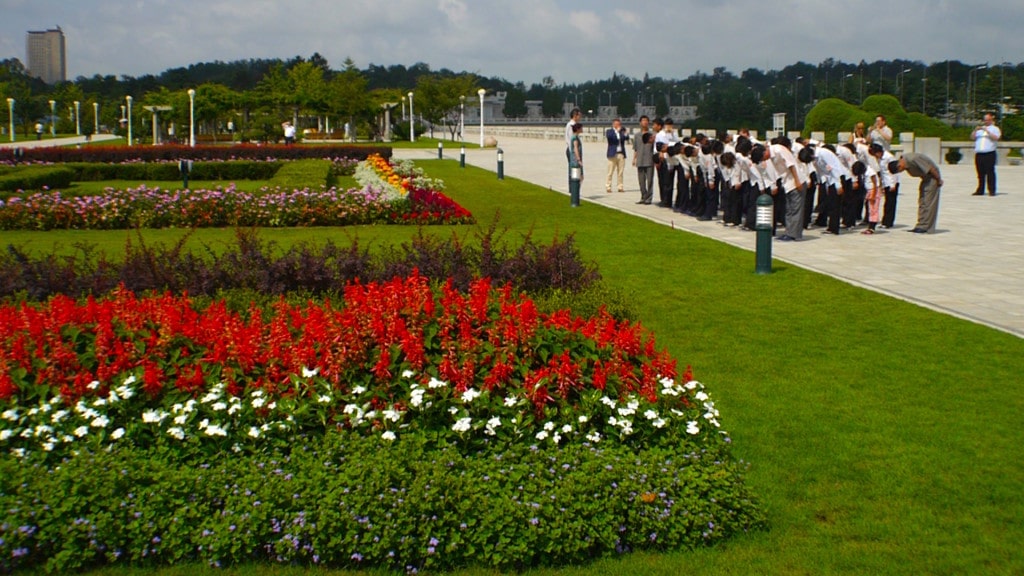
[0,134,120,149]
[396,130,1024,338]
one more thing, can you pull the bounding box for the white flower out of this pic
[561,424,573,434]
[652,418,666,429]
[248,426,261,438]
[617,406,635,417]
[266,401,276,411]
[600,396,616,408]
[644,409,659,421]
[111,427,125,440]
[381,431,396,441]
[252,390,264,397]
[448,406,459,415]
[409,389,425,408]
[687,421,700,435]
[428,377,447,389]
[685,380,699,391]
[318,395,332,404]
[211,402,227,412]
[204,424,228,437]
[503,396,517,407]
[627,399,640,411]
[227,403,241,415]
[578,415,589,423]
[251,397,267,409]
[51,410,69,424]
[28,407,39,417]
[301,366,319,378]
[552,432,561,444]
[1,409,19,421]
[586,431,602,443]
[695,391,709,402]
[74,425,89,437]
[364,410,377,420]
[452,417,472,433]
[543,421,555,431]
[33,424,53,437]
[42,441,55,451]
[107,390,120,403]
[12,448,25,458]
[20,428,32,439]
[461,388,481,403]
[535,430,549,441]
[351,385,367,395]
[167,427,185,440]
[608,416,618,427]
[198,418,209,430]
[142,410,166,424]
[343,404,361,415]
[90,415,109,428]
[485,416,501,433]
[382,409,401,422]
[401,369,415,378]
[0,429,13,441]
[173,414,188,425]
[123,374,137,386]
[87,380,100,390]
[659,376,675,389]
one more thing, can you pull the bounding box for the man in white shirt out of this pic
[565,108,582,190]
[869,115,893,151]
[804,145,851,235]
[654,118,678,207]
[972,113,1001,196]
[764,137,806,241]
[869,143,900,228]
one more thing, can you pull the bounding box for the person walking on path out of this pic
[605,118,628,193]
[568,122,584,207]
[564,108,582,190]
[890,153,943,234]
[972,113,1001,196]
[632,115,654,204]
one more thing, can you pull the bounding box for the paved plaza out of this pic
[397,131,1024,338]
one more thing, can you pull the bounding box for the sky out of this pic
[1,0,1021,84]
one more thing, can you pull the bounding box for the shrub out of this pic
[802,98,873,138]
[0,225,600,301]
[59,161,283,183]
[945,147,963,164]
[267,159,332,189]
[0,166,75,192]
[0,144,392,165]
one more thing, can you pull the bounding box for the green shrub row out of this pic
[804,95,974,141]
[63,160,284,182]
[0,166,75,192]
[268,159,334,189]
[0,434,765,573]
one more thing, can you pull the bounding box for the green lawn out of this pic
[11,160,1024,575]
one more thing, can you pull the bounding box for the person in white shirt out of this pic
[564,108,582,190]
[852,160,882,234]
[764,137,806,241]
[869,143,900,228]
[654,118,678,207]
[718,151,744,227]
[803,145,851,235]
[282,122,297,145]
[972,113,1001,196]
[869,115,893,151]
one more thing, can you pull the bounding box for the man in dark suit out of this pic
[605,118,628,193]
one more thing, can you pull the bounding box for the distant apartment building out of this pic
[26,27,67,84]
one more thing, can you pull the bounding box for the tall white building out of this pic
[26,27,67,84]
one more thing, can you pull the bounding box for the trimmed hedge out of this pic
[0,166,75,192]
[62,161,283,183]
[0,144,392,164]
[267,159,333,189]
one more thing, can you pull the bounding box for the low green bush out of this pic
[268,159,333,189]
[62,161,283,182]
[0,166,75,193]
[0,434,764,573]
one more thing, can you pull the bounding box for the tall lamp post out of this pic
[93,102,99,135]
[971,64,988,117]
[459,95,465,142]
[125,95,133,146]
[188,89,196,147]
[6,98,13,142]
[921,77,928,115]
[407,91,415,142]
[794,76,803,129]
[898,68,912,105]
[478,88,486,148]
[74,101,81,135]
[49,100,56,137]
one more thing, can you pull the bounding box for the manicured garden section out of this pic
[0,144,392,164]
[1,160,1022,574]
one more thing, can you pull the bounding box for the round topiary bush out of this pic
[945,147,963,165]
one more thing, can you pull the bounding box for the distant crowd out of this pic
[564,107,1005,237]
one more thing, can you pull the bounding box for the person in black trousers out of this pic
[972,113,1001,196]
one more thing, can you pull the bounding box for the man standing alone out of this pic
[565,108,582,189]
[633,115,654,204]
[972,113,1001,196]
[890,153,943,234]
[605,118,628,193]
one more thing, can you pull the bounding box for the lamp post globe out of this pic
[93,102,99,135]
[6,98,13,143]
[407,91,415,142]
[48,100,56,137]
[125,95,133,146]
[188,89,196,147]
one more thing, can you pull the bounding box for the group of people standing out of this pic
[565,108,950,237]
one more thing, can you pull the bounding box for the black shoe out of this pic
[989,192,997,196]
[823,230,838,235]
[635,201,646,204]
[907,228,927,234]
[972,191,984,196]
[696,216,712,221]
[776,235,794,242]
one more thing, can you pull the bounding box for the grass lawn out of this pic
[9,160,1024,575]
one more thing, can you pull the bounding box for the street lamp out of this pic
[794,76,803,128]
[125,95,133,146]
[841,74,853,101]
[74,101,81,135]
[898,68,912,105]
[921,77,928,115]
[188,88,196,147]
[6,98,13,142]
[459,95,465,142]
[48,100,56,137]
[478,88,486,148]
[407,91,415,142]
[93,102,99,135]
[971,64,988,116]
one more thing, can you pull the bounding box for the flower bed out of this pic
[0,273,764,572]
[0,158,473,229]
[0,144,392,165]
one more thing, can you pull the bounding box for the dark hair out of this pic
[695,133,707,143]
[823,143,837,153]
[842,142,857,153]
[868,143,884,156]
[572,122,583,133]
[570,108,581,118]
[639,115,650,122]
[795,136,806,145]
[701,143,712,155]
[735,138,753,155]
[776,136,792,149]
[653,117,664,127]
[719,151,736,169]
[711,140,725,155]
[876,114,886,121]
[797,146,815,163]
[684,145,698,158]
[664,117,674,125]
[888,160,902,174]
[750,144,766,164]
[642,132,652,144]
[851,161,866,177]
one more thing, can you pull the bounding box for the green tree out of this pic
[287,61,328,126]
[415,73,478,140]
[328,59,370,140]
[503,86,528,118]
[542,90,563,118]
[616,92,636,119]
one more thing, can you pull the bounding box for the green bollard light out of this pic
[755,193,774,274]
